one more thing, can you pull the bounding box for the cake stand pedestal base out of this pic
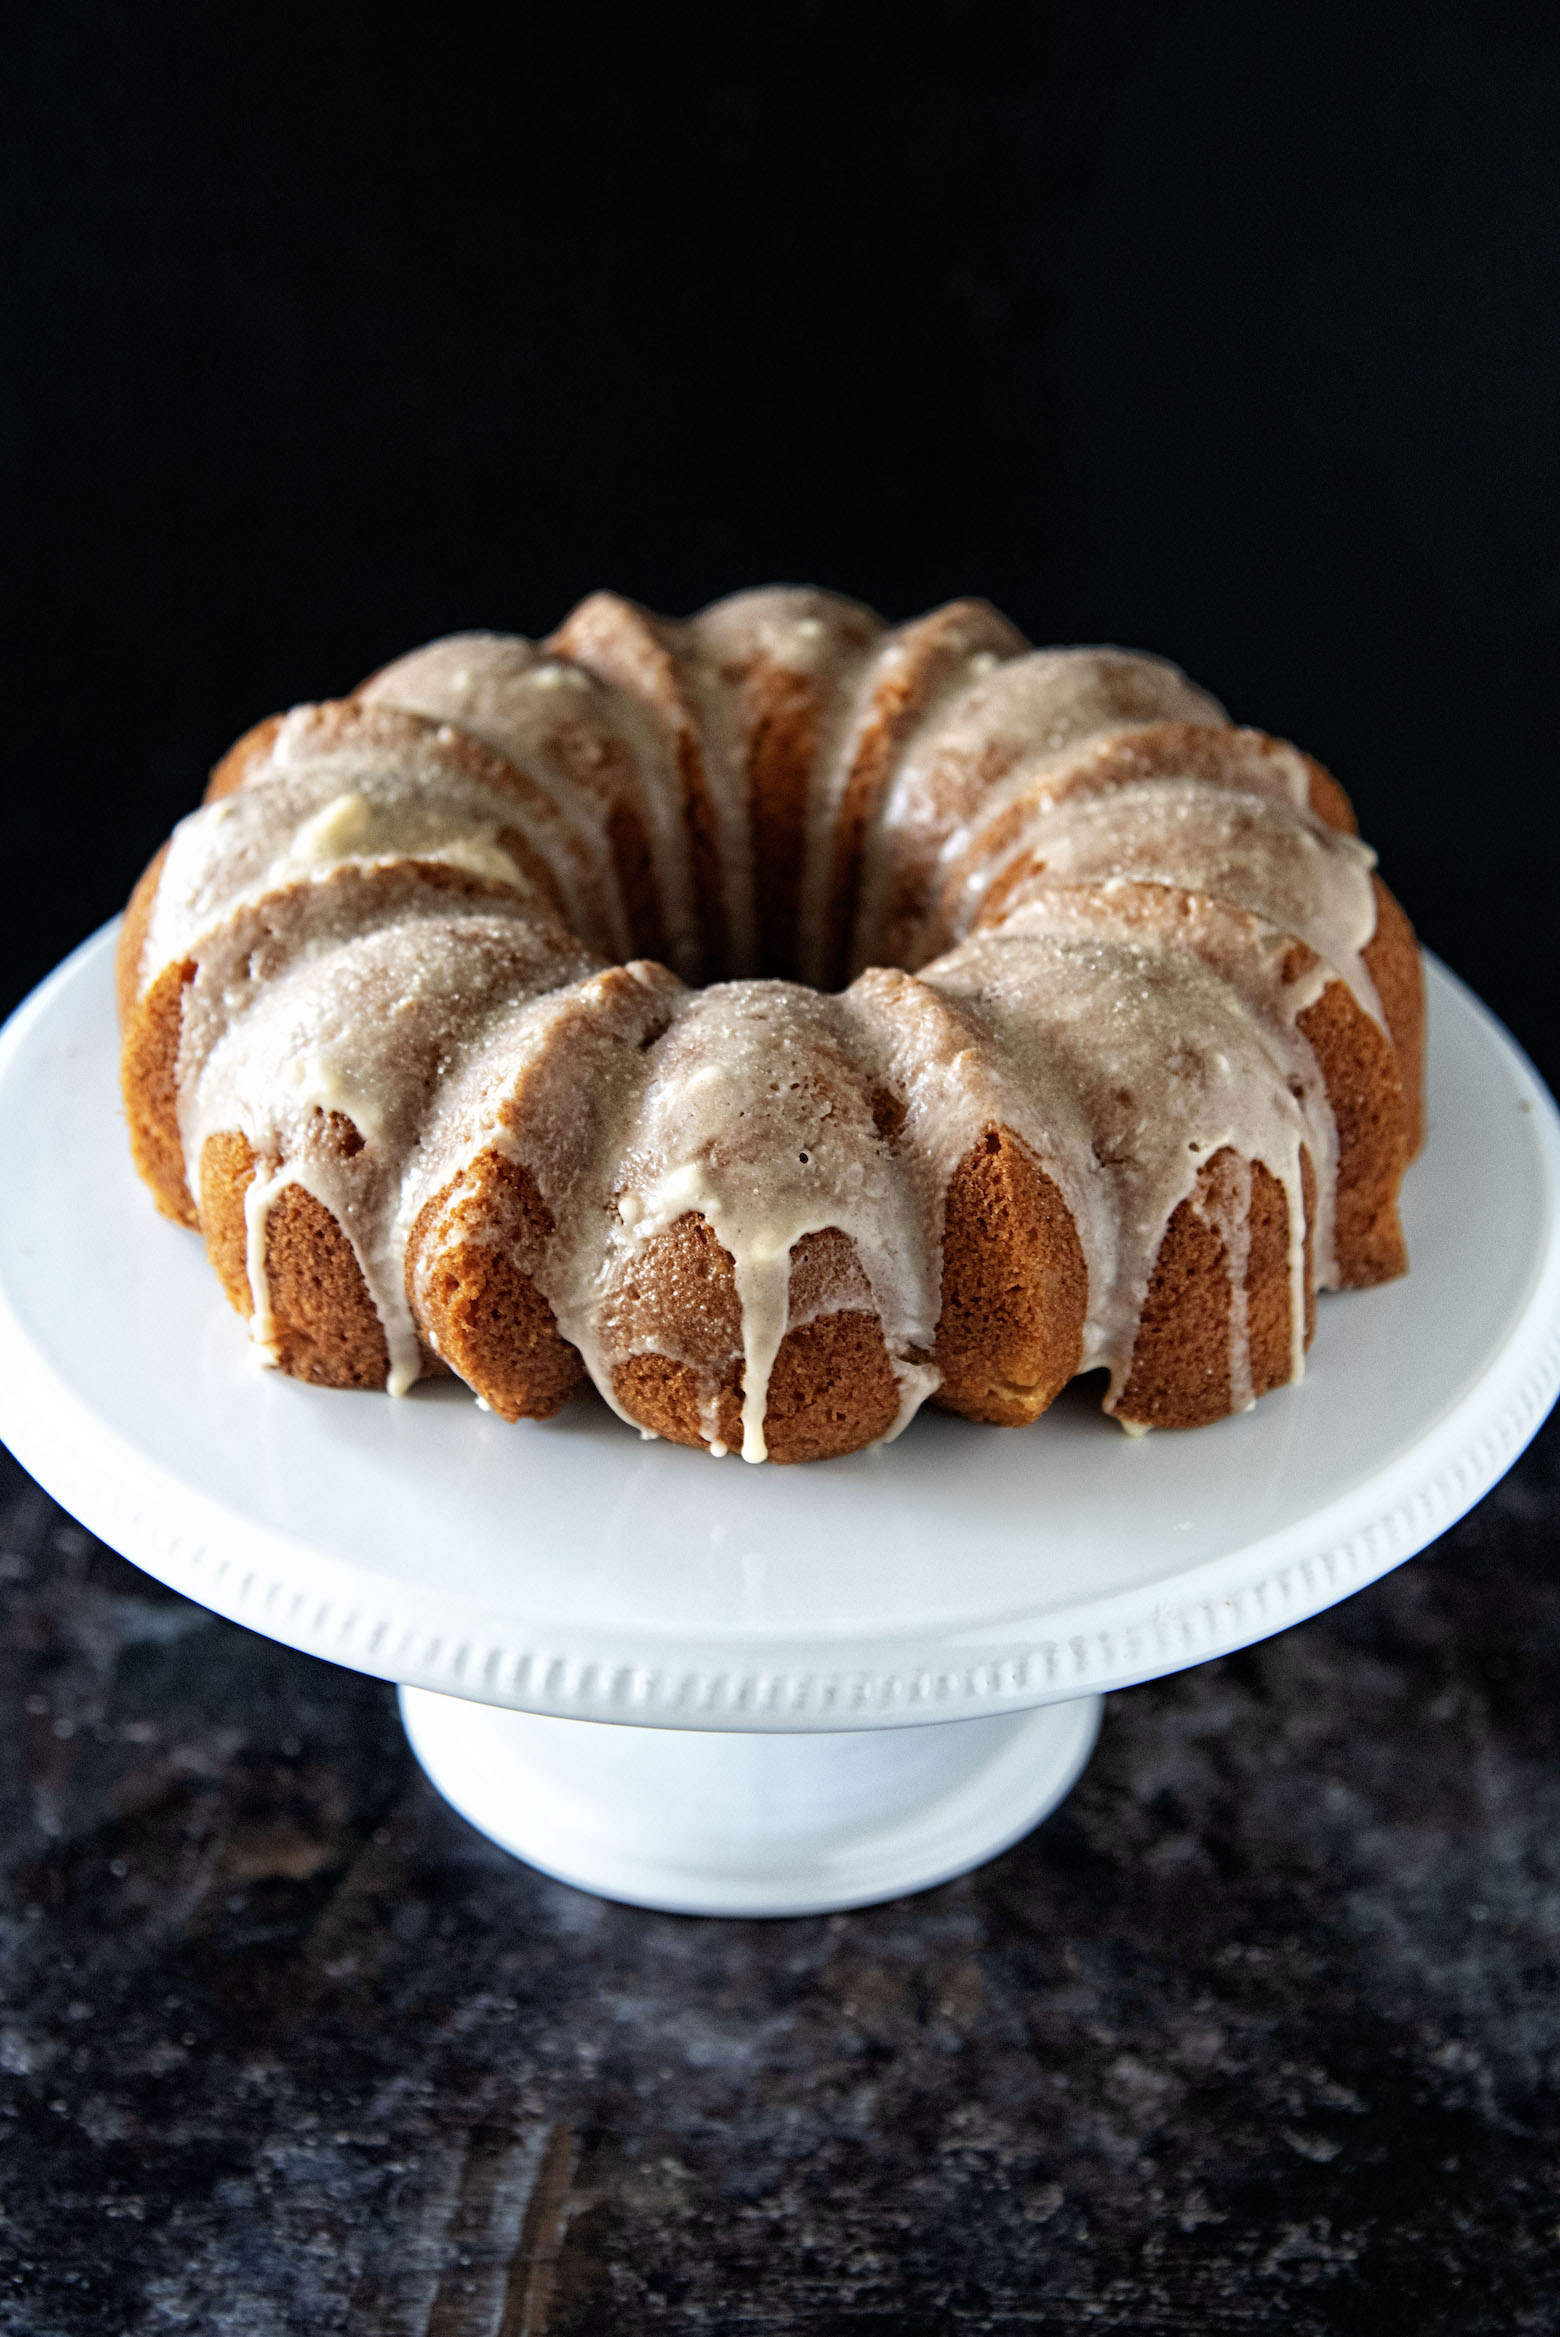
[399,1688,1104,1917]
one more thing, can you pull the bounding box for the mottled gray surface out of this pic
[0,1417,1558,2336]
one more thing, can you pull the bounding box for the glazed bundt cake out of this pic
[118,587,1424,1464]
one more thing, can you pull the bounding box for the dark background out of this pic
[7,0,1559,1082]
[6,11,1560,2328]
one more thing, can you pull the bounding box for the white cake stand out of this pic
[1,930,1557,1917]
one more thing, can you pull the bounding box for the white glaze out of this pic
[360,633,703,979]
[851,645,1227,975]
[955,780,1384,1029]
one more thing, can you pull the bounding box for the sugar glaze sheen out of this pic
[118,586,1425,1464]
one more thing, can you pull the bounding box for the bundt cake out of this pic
[118,587,1424,1464]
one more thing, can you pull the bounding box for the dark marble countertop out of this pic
[0,1414,1557,2336]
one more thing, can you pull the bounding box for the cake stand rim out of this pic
[1,925,1557,1734]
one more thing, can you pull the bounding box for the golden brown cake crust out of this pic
[263,1183,392,1389]
[122,957,197,1226]
[405,1151,584,1423]
[1117,1148,1298,1428]
[208,701,572,923]
[613,1350,743,1454]
[1295,973,1410,1286]
[198,1129,258,1318]
[118,842,198,1226]
[933,1126,1088,1426]
[1245,1158,1300,1399]
[758,1308,903,1465]
[1301,1147,1318,1349]
[608,1217,903,1464]
[198,1129,391,1388]
[1118,1156,1238,1427]
[946,724,1360,954]
[1362,875,1426,1157]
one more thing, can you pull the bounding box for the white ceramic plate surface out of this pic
[1,927,1556,1732]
